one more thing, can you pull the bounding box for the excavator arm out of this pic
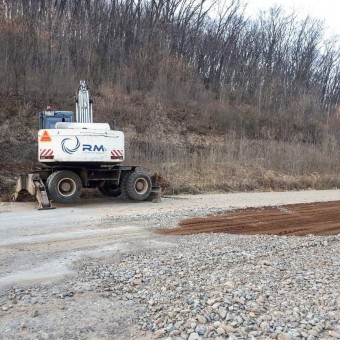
[76,80,93,123]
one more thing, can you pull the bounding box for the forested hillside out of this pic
[1,0,340,196]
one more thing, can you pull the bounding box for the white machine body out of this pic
[38,123,124,163]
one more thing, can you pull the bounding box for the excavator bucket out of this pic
[13,174,54,210]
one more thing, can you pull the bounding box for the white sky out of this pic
[245,0,340,36]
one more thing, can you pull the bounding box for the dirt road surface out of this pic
[1,190,340,290]
[0,190,340,339]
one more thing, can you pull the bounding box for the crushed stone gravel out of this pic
[0,194,339,339]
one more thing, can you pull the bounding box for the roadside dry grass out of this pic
[4,138,340,202]
[126,136,340,194]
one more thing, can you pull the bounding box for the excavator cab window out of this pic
[38,111,74,129]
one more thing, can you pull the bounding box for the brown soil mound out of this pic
[159,201,340,236]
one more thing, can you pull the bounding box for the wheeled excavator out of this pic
[13,81,160,209]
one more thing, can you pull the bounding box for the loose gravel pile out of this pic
[76,233,340,339]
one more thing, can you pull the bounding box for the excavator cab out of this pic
[38,81,92,129]
[38,111,74,129]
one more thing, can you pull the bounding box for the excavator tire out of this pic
[46,170,82,203]
[125,171,152,201]
[119,170,133,199]
[98,182,122,197]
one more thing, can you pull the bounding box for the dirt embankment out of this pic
[160,201,340,236]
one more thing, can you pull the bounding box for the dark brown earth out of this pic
[159,201,340,236]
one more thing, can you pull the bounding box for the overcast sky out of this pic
[245,0,340,36]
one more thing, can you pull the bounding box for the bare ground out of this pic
[0,190,339,339]
[160,201,340,236]
[1,190,340,290]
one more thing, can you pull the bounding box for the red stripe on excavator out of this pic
[111,150,123,159]
[40,149,54,159]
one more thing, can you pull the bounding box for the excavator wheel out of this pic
[98,182,122,197]
[46,170,82,203]
[124,171,152,201]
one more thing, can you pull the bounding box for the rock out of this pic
[224,281,234,289]
[59,291,74,298]
[214,321,221,328]
[260,322,270,331]
[212,303,220,309]
[249,331,258,337]
[220,324,236,333]
[234,315,243,325]
[234,296,245,304]
[188,332,199,340]
[218,306,227,319]
[308,330,319,337]
[154,328,166,338]
[32,309,39,317]
[329,331,340,339]
[288,330,300,338]
[216,327,226,335]
[169,330,180,337]
[195,325,206,336]
[207,298,215,305]
[186,322,197,330]
[197,315,206,324]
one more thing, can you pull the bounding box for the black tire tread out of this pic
[119,170,134,199]
[125,171,152,201]
[98,182,121,197]
[46,170,82,203]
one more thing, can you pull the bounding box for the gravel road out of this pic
[0,190,339,339]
